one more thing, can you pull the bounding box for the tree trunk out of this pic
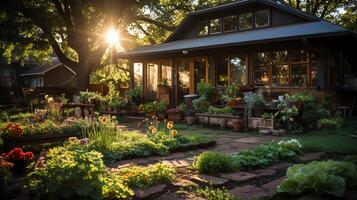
[75,63,93,91]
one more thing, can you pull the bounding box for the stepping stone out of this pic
[229,185,268,200]
[235,137,262,144]
[162,152,187,160]
[191,174,229,186]
[253,168,276,177]
[219,172,257,182]
[261,177,286,195]
[299,152,326,162]
[270,162,293,170]
[173,178,197,188]
[134,184,167,199]
[162,159,191,167]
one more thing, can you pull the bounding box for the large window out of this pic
[146,63,158,99]
[198,21,209,36]
[254,49,315,87]
[194,58,207,92]
[215,57,228,86]
[177,59,190,103]
[230,54,247,85]
[210,18,222,34]
[223,16,238,32]
[255,9,270,28]
[239,13,253,30]
[133,63,143,87]
[161,61,172,86]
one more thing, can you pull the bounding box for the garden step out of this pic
[134,184,167,199]
[261,177,286,196]
[229,185,268,200]
[173,178,197,188]
[219,172,258,182]
[269,162,293,170]
[251,168,276,177]
[299,152,326,162]
[190,174,229,186]
[162,159,191,167]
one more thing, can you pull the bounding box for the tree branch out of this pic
[135,22,157,44]
[136,16,176,31]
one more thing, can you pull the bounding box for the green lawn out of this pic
[288,118,357,154]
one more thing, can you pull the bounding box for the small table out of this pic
[196,113,240,128]
[59,103,95,118]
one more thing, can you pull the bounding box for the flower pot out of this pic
[158,86,170,94]
[227,99,238,107]
[220,119,228,129]
[233,119,242,132]
[186,116,196,126]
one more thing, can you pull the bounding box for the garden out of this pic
[0,82,356,200]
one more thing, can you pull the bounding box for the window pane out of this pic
[215,57,228,86]
[291,64,308,86]
[291,50,308,62]
[210,18,222,34]
[230,55,247,85]
[223,16,237,32]
[177,59,190,103]
[239,13,253,30]
[161,61,172,86]
[146,63,158,99]
[255,9,270,27]
[133,63,143,87]
[198,21,209,36]
[271,51,288,63]
[254,53,270,86]
[272,64,289,86]
[194,58,207,92]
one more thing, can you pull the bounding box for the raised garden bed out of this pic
[2,132,80,151]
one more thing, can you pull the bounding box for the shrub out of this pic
[193,151,233,174]
[197,82,217,103]
[221,84,240,102]
[193,96,210,113]
[115,163,175,188]
[318,117,343,129]
[278,160,357,197]
[194,186,236,200]
[274,103,300,131]
[208,106,234,114]
[27,147,133,199]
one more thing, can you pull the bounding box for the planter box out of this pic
[248,117,274,130]
[2,132,80,151]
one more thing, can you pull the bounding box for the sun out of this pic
[105,28,120,46]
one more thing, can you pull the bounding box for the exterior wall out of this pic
[44,65,76,87]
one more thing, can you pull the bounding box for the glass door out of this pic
[146,62,159,100]
[192,57,208,93]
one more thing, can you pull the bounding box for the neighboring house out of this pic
[20,59,76,88]
[118,0,357,105]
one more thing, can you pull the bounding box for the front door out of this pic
[190,57,208,94]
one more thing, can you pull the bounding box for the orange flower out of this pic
[170,129,178,137]
[167,122,174,129]
[151,127,157,134]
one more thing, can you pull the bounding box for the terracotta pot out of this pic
[158,86,170,94]
[220,119,228,129]
[186,116,196,126]
[233,119,242,132]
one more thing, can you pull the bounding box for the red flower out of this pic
[25,152,34,160]
[2,147,34,162]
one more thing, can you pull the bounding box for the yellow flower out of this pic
[151,127,157,134]
[171,130,178,137]
[100,116,108,124]
[167,122,174,129]
[149,126,155,130]
[168,121,174,125]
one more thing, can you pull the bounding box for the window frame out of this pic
[197,20,209,37]
[255,9,270,28]
[210,18,222,35]
[223,15,238,33]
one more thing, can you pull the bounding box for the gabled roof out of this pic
[20,58,76,76]
[119,21,354,57]
[165,0,320,42]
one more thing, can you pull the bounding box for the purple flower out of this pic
[80,138,90,145]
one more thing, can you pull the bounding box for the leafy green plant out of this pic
[194,139,302,173]
[194,186,236,200]
[125,86,143,106]
[192,96,210,113]
[158,79,169,87]
[244,93,265,117]
[79,90,103,103]
[208,106,234,114]
[274,103,300,130]
[278,160,357,197]
[221,84,240,102]
[262,112,274,119]
[114,163,175,188]
[27,147,134,199]
[193,151,233,174]
[197,82,217,103]
[142,101,167,113]
[318,117,343,129]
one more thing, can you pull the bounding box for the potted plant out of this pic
[157,101,168,120]
[185,109,196,126]
[142,101,158,118]
[158,79,170,94]
[197,82,217,104]
[126,86,143,106]
[244,93,266,117]
[222,84,240,107]
[1,147,34,175]
[274,103,300,133]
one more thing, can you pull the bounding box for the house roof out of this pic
[165,0,320,42]
[20,59,76,76]
[118,21,354,58]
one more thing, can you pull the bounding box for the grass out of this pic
[287,118,357,154]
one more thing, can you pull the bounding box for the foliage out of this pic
[0,157,14,178]
[27,147,134,199]
[274,103,300,130]
[194,139,302,173]
[318,117,343,129]
[158,79,169,87]
[1,147,34,163]
[244,93,265,117]
[193,151,234,174]
[192,96,210,113]
[221,84,240,102]
[79,91,103,104]
[277,160,357,197]
[262,112,274,119]
[178,103,186,114]
[107,82,127,110]
[114,163,175,188]
[90,62,130,88]
[142,101,168,113]
[208,106,234,114]
[194,186,236,200]
[344,155,357,166]
[125,86,143,106]
[197,82,217,103]
[285,93,316,102]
